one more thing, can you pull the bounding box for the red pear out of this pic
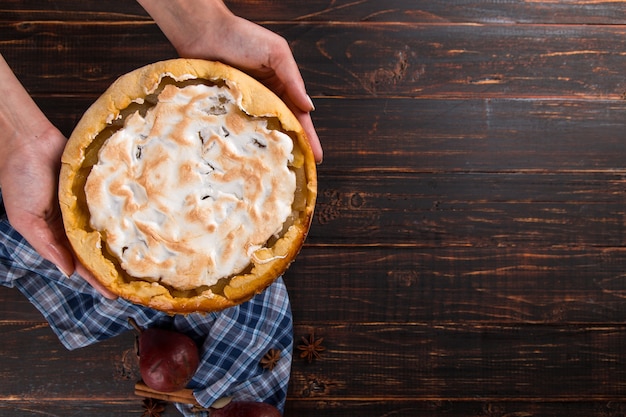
[130,319,200,392]
[210,401,282,417]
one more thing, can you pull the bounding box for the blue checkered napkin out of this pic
[0,192,293,414]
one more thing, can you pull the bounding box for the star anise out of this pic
[260,348,282,371]
[141,398,166,417]
[297,332,325,363]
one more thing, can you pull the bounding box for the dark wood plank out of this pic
[309,98,626,171]
[7,398,626,417]
[4,1,626,25]
[285,400,626,417]
[288,323,626,400]
[0,287,46,323]
[310,171,626,246]
[227,0,626,24]
[284,246,626,323]
[0,321,149,416]
[0,0,150,22]
[283,23,626,99]
[0,22,176,94]
[0,323,138,396]
[3,22,626,99]
[0,402,157,417]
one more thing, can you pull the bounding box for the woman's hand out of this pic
[137,0,323,163]
[0,54,116,299]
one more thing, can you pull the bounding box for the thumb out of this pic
[22,218,75,278]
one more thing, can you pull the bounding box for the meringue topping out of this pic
[84,82,296,290]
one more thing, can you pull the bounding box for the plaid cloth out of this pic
[0,191,292,415]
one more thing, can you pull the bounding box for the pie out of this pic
[59,59,317,314]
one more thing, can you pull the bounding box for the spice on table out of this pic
[260,348,282,371]
[141,398,166,417]
[297,332,325,363]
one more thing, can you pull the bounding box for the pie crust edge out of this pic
[58,59,317,314]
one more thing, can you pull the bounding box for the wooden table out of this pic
[3,1,626,416]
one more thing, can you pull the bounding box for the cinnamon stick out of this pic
[134,381,198,405]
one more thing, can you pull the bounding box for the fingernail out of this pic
[306,95,315,112]
[55,264,70,279]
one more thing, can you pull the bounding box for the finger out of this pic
[271,50,315,113]
[280,93,323,164]
[20,219,75,277]
[41,240,75,278]
[296,112,323,164]
[75,262,118,300]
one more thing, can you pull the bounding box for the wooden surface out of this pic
[3,0,626,415]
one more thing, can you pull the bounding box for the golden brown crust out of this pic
[59,59,317,314]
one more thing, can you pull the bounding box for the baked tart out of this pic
[59,59,317,314]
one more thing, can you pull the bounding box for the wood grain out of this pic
[2,21,626,99]
[284,247,626,324]
[6,1,626,25]
[226,0,626,24]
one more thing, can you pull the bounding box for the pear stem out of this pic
[127,317,143,335]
